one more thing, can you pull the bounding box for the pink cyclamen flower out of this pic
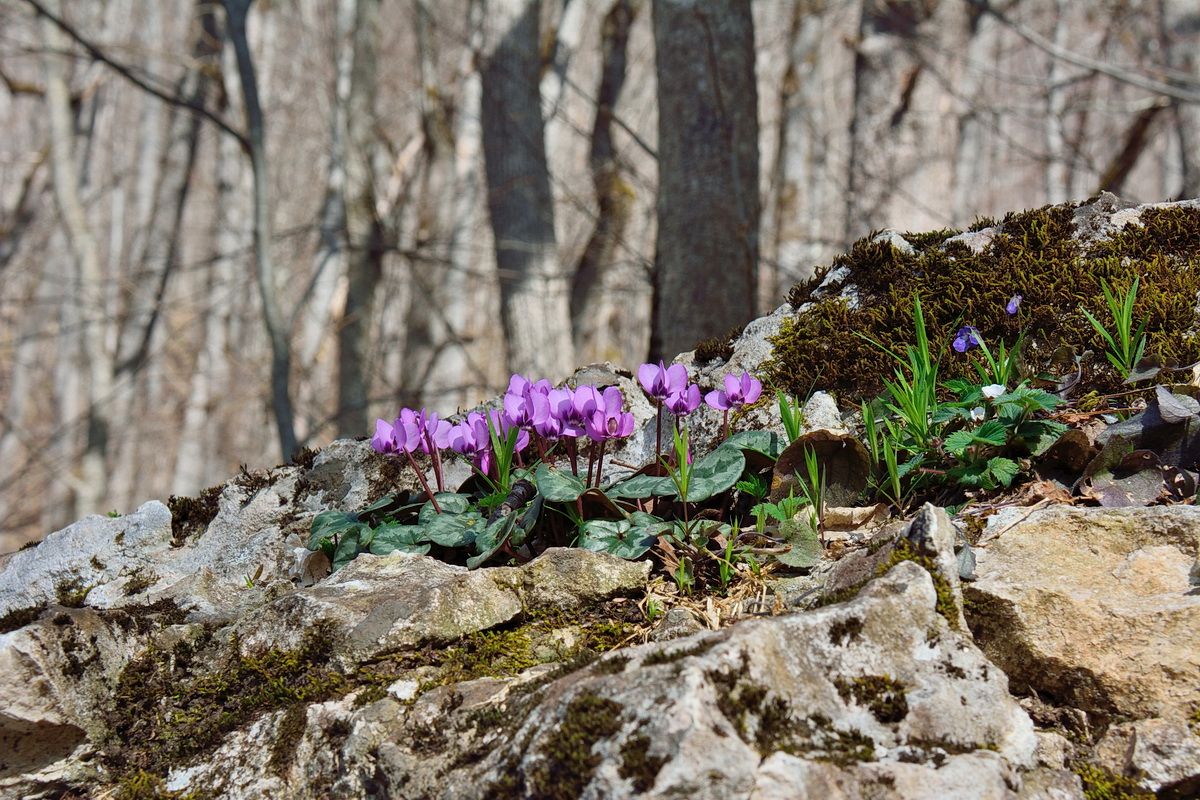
[637,361,689,402]
[448,413,493,474]
[398,408,452,452]
[705,372,763,411]
[663,383,702,416]
[503,374,552,428]
[371,416,420,454]
[586,387,635,442]
[547,386,602,438]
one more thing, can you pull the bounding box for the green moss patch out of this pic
[527,692,623,800]
[0,605,42,633]
[618,733,666,793]
[765,203,1200,402]
[834,674,908,723]
[106,623,346,777]
[167,485,222,546]
[1074,762,1153,800]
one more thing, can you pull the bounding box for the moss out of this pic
[267,703,308,776]
[709,659,875,764]
[875,540,960,628]
[55,577,91,608]
[106,622,346,776]
[642,637,717,666]
[19,538,41,551]
[290,446,319,470]
[1190,706,1200,735]
[828,616,864,646]
[764,203,1200,403]
[833,674,908,723]
[115,769,204,800]
[1074,762,1153,800]
[526,692,623,800]
[167,485,222,546]
[618,733,666,793]
[592,652,631,675]
[124,569,159,596]
[0,604,42,633]
[693,324,742,366]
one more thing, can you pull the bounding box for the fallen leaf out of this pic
[823,504,890,531]
[771,429,870,506]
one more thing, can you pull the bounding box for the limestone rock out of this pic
[1094,717,1200,797]
[964,505,1200,724]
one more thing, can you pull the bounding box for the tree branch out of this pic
[20,0,251,152]
[968,0,1200,104]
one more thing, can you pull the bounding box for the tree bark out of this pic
[222,0,297,460]
[480,0,575,381]
[571,0,638,351]
[650,0,758,359]
[40,0,112,518]
[1161,0,1200,198]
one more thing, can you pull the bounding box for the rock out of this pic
[964,505,1200,725]
[815,504,968,630]
[234,548,649,662]
[649,607,704,641]
[1094,717,1200,797]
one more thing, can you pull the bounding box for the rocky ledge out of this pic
[3,197,1200,799]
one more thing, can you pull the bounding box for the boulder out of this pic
[964,505,1200,725]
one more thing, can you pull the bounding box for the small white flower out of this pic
[982,384,1006,399]
[969,406,986,422]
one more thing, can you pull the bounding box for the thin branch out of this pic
[967,0,1200,104]
[19,0,251,152]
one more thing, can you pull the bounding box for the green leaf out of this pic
[686,445,746,502]
[308,510,360,551]
[418,493,472,524]
[533,463,587,503]
[422,509,485,547]
[973,419,1008,446]
[607,474,677,500]
[369,522,431,556]
[725,430,784,461]
[1016,419,1069,456]
[774,517,822,569]
[332,527,363,571]
[467,513,519,569]
[577,519,655,560]
[943,429,975,456]
[986,456,1020,487]
[948,462,989,487]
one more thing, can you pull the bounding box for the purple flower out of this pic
[1005,294,1022,315]
[542,387,598,439]
[952,326,981,353]
[371,416,420,454]
[586,387,635,442]
[705,372,763,411]
[484,407,530,453]
[663,383,701,416]
[530,392,563,439]
[398,408,452,452]
[637,361,689,402]
[448,413,493,474]
[503,374,552,428]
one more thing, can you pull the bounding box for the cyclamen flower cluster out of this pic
[371,374,637,478]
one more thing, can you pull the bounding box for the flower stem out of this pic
[569,438,579,476]
[722,409,729,439]
[595,441,606,488]
[655,404,663,460]
[404,450,440,513]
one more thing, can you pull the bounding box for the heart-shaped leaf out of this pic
[577,519,655,560]
[685,445,746,502]
[774,517,822,569]
[725,430,785,461]
[369,522,432,556]
[308,510,361,552]
[418,493,472,524]
[607,474,677,500]
[422,508,485,547]
[467,513,519,569]
[534,463,587,503]
[332,527,364,570]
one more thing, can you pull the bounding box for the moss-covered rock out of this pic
[763,197,1200,403]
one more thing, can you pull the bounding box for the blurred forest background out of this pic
[1,0,1198,549]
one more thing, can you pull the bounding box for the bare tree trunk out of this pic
[571,0,638,356]
[1044,0,1071,204]
[334,0,383,438]
[222,0,297,460]
[40,0,112,518]
[650,0,758,359]
[480,0,575,381]
[1161,0,1200,198]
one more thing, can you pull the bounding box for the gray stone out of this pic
[1094,717,1200,796]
